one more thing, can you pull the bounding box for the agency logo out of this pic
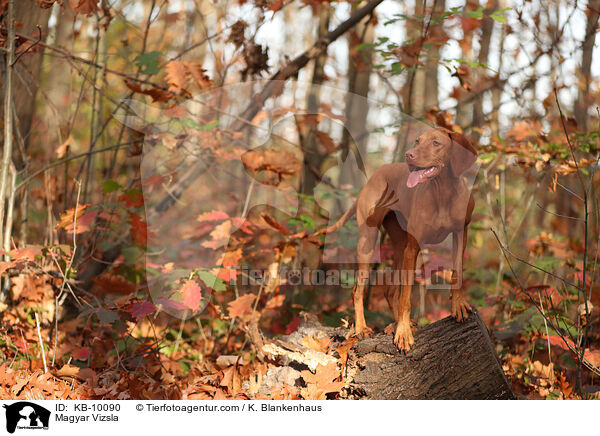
[2,402,50,434]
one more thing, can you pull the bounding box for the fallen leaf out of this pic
[300,362,344,400]
[228,294,256,318]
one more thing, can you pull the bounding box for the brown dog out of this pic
[316,128,477,351]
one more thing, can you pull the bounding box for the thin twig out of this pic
[35,312,48,373]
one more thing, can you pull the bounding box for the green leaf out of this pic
[390,62,404,75]
[134,51,162,75]
[355,43,374,51]
[197,270,227,291]
[490,13,507,23]
[122,246,144,264]
[467,7,484,18]
[299,214,315,230]
[102,179,122,194]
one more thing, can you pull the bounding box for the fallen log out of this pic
[262,310,515,400]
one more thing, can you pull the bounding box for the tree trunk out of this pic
[300,4,330,196]
[339,8,374,188]
[423,0,445,111]
[11,0,52,170]
[264,310,515,400]
[349,310,514,399]
[472,0,497,138]
[574,0,600,130]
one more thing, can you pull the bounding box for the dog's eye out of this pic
[433,140,440,146]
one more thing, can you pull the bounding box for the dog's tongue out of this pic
[407,169,427,188]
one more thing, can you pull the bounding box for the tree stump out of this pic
[262,310,515,400]
[349,310,515,399]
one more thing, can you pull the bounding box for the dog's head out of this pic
[404,128,477,188]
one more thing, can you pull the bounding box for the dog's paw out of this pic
[451,295,472,322]
[394,322,414,352]
[353,325,374,339]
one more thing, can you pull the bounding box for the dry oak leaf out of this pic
[228,294,256,318]
[165,61,213,96]
[56,204,91,231]
[557,372,573,398]
[124,80,175,102]
[300,362,344,400]
[241,148,301,184]
[506,120,541,143]
[554,157,597,176]
[302,334,331,354]
[56,135,73,159]
[185,62,213,89]
[165,61,189,94]
[333,336,358,367]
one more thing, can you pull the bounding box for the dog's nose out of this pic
[405,150,416,161]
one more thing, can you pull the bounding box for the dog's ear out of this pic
[448,131,477,177]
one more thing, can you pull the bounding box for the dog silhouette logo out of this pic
[3,402,50,433]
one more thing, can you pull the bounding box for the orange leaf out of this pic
[315,130,337,154]
[56,204,91,231]
[56,135,73,159]
[227,294,256,318]
[220,249,242,267]
[185,62,213,89]
[7,247,43,262]
[544,334,575,351]
[165,61,189,94]
[265,294,285,309]
[181,280,203,311]
[584,349,600,367]
[300,363,344,400]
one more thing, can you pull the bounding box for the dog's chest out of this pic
[407,192,468,243]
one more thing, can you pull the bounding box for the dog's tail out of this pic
[314,200,357,236]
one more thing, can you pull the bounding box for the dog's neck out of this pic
[421,166,462,207]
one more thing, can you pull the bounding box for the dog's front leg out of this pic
[394,236,419,352]
[353,225,377,338]
[450,227,471,321]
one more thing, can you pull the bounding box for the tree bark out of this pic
[472,0,497,137]
[349,310,514,399]
[339,8,374,188]
[423,0,445,111]
[11,0,52,169]
[300,4,330,196]
[574,0,600,130]
[264,310,515,400]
